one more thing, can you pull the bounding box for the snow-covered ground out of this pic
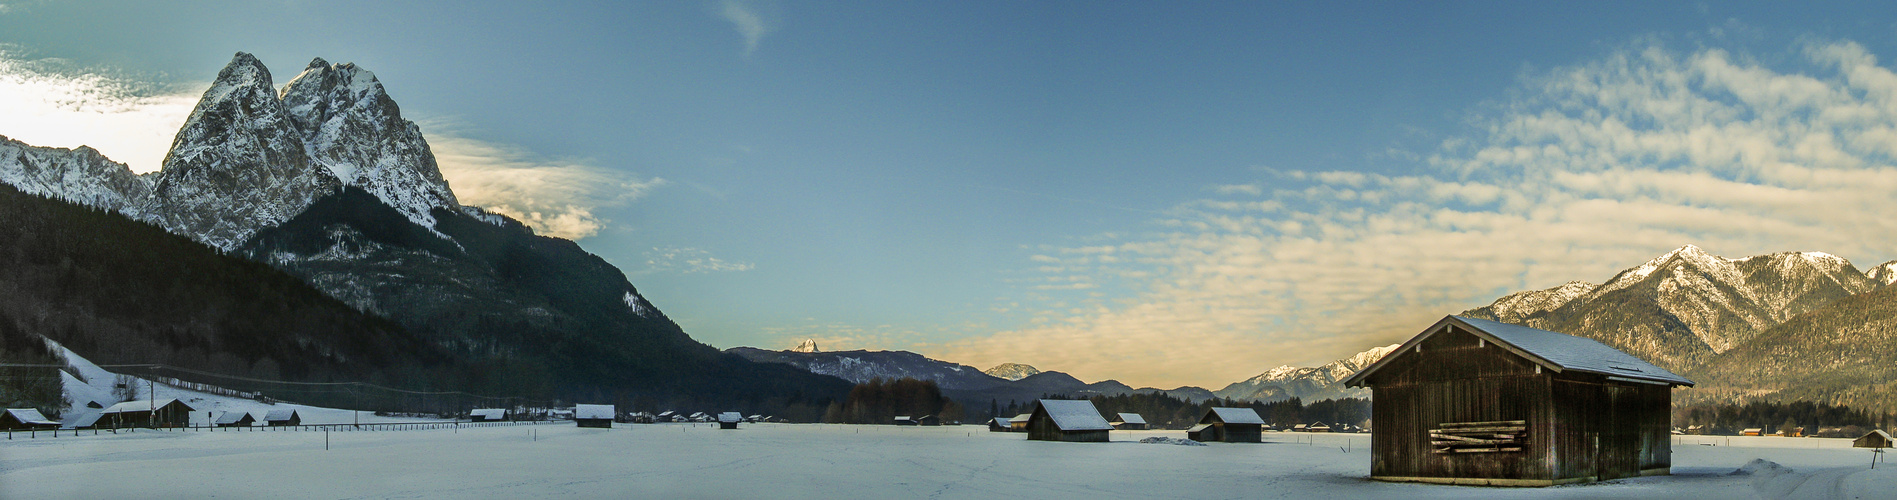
[2,425,1889,499]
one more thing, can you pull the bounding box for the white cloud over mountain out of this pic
[937,39,1897,388]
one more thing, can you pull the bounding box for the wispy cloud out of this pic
[934,39,1897,389]
[0,48,197,172]
[426,123,664,240]
[642,246,754,274]
[719,0,771,57]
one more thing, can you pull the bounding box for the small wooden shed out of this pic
[1190,407,1265,443]
[213,411,257,427]
[893,416,916,426]
[1009,413,1034,432]
[1343,315,1693,487]
[1025,399,1112,443]
[265,409,302,426]
[918,415,941,426]
[1856,430,1894,449]
[470,408,508,422]
[718,411,742,430]
[1113,413,1148,430]
[1,409,59,430]
[988,417,1012,432]
[575,404,614,428]
[99,399,196,428]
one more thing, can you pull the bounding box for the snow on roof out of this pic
[5,408,57,425]
[64,411,102,429]
[718,412,742,423]
[1344,316,1694,387]
[213,411,254,424]
[265,409,299,421]
[101,399,190,415]
[1115,413,1147,425]
[1034,399,1112,431]
[472,408,507,419]
[574,404,614,420]
[1206,407,1265,425]
[1011,414,1034,422]
[1188,423,1212,432]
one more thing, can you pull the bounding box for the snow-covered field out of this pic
[2,425,1889,499]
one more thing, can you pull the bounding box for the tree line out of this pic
[1674,400,1891,436]
[823,378,965,424]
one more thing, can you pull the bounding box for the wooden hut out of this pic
[2,409,59,430]
[575,404,614,428]
[1188,407,1265,443]
[1113,413,1148,430]
[918,415,941,426]
[718,412,742,430]
[99,399,196,428]
[1025,399,1112,443]
[1741,428,1765,436]
[893,416,916,426]
[265,409,302,426]
[988,417,1012,432]
[213,411,257,427]
[470,408,508,422]
[1856,430,1894,449]
[1342,315,1693,487]
[1009,413,1034,432]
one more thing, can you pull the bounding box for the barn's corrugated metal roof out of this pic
[1116,413,1147,425]
[5,408,57,425]
[1342,315,1693,387]
[471,408,507,420]
[64,411,102,429]
[574,404,614,420]
[1206,407,1265,425]
[1035,399,1112,431]
[213,411,253,424]
[264,409,298,421]
[718,412,742,423]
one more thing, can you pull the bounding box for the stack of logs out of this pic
[1430,420,1526,453]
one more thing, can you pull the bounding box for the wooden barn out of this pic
[718,412,742,430]
[1025,399,1112,443]
[1187,407,1265,443]
[1857,430,1894,449]
[575,404,614,428]
[470,408,508,422]
[1010,413,1034,432]
[988,416,1012,432]
[2,409,59,430]
[1342,315,1693,487]
[265,409,302,426]
[918,415,941,426]
[99,399,196,428]
[1113,413,1148,430]
[893,416,916,426]
[213,411,257,427]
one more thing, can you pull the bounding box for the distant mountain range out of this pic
[0,52,850,416]
[1462,245,1897,412]
[982,363,1041,381]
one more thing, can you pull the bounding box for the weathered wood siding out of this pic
[1026,411,1110,442]
[1549,376,1672,480]
[1219,423,1262,443]
[1367,325,1552,481]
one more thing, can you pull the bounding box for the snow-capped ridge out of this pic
[278,56,458,229]
[789,339,820,353]
[1869,261,1897,287]
[982,363,1042,381]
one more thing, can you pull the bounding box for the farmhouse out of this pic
[575,404,614,428]
[1113,413,1148,430]
[213,411,256,427]
[265,409,302,426]
[1187,407,1265,443]
[718,412,742,430]
[1025,399,1112,443]
[2,408,59,430]
[99,399,196,428]
[470,408,508,422]
[1342,315,1693,487]
[1857,430,1894,449]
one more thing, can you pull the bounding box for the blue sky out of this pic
[5,1,1897,388]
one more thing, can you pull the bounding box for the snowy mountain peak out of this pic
[983,363,1042,381]
[1216,344,1399,403]
[143,51,339,250]
[1870,261,1897,287]
[789,339,820,353]
[1474,280,1596,323]
[0,135,152,213]
[278,57,458,228]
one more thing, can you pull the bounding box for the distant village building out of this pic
[1742,428,1765,436]
[575,404,614,428]
[1856,430,1894,449]
[893,416,916,426]
[718,412,742,430]
[1112,413,1148,430]
[213,411,257,427]
[1187,408,1265,443]
[1,409,59,430]
[100,399,196,428]
[265,409,302,426]
[470,408,508,422]
[1025,399,1112,443]
[1342,315,1694,487]
[1306,422,1332,433]
[918,415,941,426]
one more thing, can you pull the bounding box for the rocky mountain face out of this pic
[1214,344,1399,403]
[982,363,1041,381]
[789,339,820,353]
[0,52,851,414]
[1465,245,1897,412]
